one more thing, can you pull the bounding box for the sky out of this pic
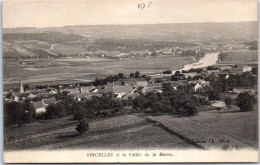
[2,0,258,28]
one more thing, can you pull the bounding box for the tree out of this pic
[72,103,85,120]
[181,102,197,116]
[4,102,22,125]
[118,73,125,79]
[76,118,89,135]
[252,67,257,75]
[45,104,56,119]
[236,92,256,112]
[55,102,67,117]
[23,84,30,91]
[224,96,233,108]
[130,73,135,78]
[162,83,174,95]
[135,71,140,78]
[163,70,172,74]
[205,86,220,102]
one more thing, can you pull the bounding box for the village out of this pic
[3,60,257,120]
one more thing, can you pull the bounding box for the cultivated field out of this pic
[5,105,257,150]
[3,55,194,90]
[147,105,258,150]
[4,114,195,150]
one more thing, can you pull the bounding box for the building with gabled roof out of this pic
[42,98,56,105]
[122,93,140,100]
[112,85,134,98]
[81,86,96,93]
[30,101,46,117]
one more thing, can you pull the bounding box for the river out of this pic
[177,52,220,72]
[151,52,220,77]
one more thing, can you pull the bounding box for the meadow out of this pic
[3,55,194,90]
[219,50,258,64]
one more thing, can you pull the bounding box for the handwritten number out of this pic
[138,1,152,11]
[148,1,152,8]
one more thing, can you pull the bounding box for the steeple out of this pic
[20,78,24,93]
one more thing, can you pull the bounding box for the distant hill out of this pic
[3,21,258,41]
[3,31,84,44]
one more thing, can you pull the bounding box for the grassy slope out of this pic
[219,50,258,64]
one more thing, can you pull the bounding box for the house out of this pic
[219,65,233,71]
[107,81,124,86]
[233,88,255,94]
[135,81,148,87]
[66,88,80,94]
[81,86,96,93]
[42,98,56,106]
[104,86,114,93]
[36,93,50,99]
[49,90,57,94]
[31,101,46,117]
[184,73,197,78]
[75,93,89,101]
[28,93,37,99]
[135,86,145,95]
[14,96,19,102]
[122,93,140,100]
[5,93,16,102]
[112,85,134,98]
[243,66,252,72]
[175,49,183,55]
[194,83,203,92]
[92,89,99,93]
[138,87,162,95]
[197,80,210,86]
[20,93,30,98]
[225,74,230,79]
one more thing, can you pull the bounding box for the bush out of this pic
[224,96,233,108]
[236,92,256,112]
[76,119,89,135]
[180,103,197,116]
[163,70,172,74]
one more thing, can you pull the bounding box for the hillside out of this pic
[3,21,258,41]
[2,22,258,58]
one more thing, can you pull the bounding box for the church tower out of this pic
[19,78,24,93]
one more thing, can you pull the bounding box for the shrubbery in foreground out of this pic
[236,92,256,112]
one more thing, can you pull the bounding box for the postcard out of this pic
[2,0,258,163]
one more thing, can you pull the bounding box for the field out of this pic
[5,104,258,150]
[219,50,258,64]
[3,55,194,90]
[147,105,258,150]
[4,114,195,150]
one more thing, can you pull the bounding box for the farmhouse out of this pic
[42,98,56,106]
[122,93,140,100]
[243,66,252,72]
[31,101,46,117]
[66,88,80,94]
[112,85,134,98]
[219,65,233,71]
[135,81,148,87]
[194,83,203,92]
[81,86,96,93]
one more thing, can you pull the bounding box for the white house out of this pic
[31,101,46,117]
[136,81,148,87]
[243,66,252,72]
[194,83,203,92]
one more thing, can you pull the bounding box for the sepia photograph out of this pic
[2,0,259,163]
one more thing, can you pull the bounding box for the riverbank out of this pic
[150,52,220,78]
